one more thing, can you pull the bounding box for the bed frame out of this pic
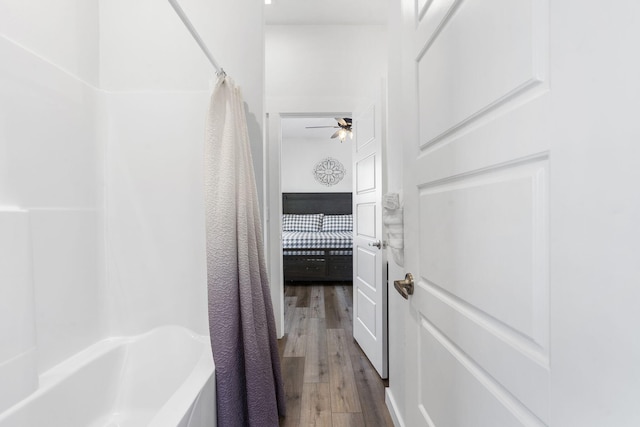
[282,192,353,282]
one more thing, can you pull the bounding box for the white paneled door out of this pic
[396,0,640,426]
[353,97,388,378]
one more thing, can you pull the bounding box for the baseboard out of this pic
[385,387,405,427]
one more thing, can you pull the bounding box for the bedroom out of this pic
[280,117,354,283]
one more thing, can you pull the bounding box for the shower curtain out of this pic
[204,75,285,426]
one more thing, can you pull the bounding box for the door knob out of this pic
[368,240,385,249]
[394,273,414,299]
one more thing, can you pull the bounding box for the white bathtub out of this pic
[0,326,216,427]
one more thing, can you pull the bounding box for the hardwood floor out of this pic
[279,283,394,427]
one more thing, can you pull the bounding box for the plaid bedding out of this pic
[282,231,353,256]
[321,214,353,232]
[282,214,324,232]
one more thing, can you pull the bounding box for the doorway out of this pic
[265,112,353,339]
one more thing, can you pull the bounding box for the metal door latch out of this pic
[368,240,387,249]
[394,273,414,299]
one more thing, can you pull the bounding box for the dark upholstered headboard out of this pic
[282,193,352,215]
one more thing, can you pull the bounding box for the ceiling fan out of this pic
[306,117,353,141]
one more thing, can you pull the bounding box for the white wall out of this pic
[281,137,352,193]
[266,25,387,107]
[0,1,100,86]
[100,0,265,336]
[383,0,407,423]
[0,0,105,412]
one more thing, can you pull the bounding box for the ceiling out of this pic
[281,116,351,141]
[265,0,388,25]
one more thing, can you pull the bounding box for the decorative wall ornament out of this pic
[313,157,346,186]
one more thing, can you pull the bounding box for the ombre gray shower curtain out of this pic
[204,75,285,427]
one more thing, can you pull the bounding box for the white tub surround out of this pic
[0,326,215,427]
[1,0,264,424]
[0,209,37,414]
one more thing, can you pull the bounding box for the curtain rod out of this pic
[168,0,226,76]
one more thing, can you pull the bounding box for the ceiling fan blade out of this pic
[335,117,348,127]
[344,117,352,125]
[330,130,340,139]
[305,126,339,129]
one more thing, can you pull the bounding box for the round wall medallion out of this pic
[313,157,346,186]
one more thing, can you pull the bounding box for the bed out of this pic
[282,192,353,282]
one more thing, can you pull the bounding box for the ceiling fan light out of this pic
[338,129,347,141]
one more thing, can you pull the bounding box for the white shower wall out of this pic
[100,0,265,215]
[104,91,210,336]
[98,0,212,337]
[0,2,105,411]
[99,0,265,337]
[0,0,265,414]
[0,0,100,86]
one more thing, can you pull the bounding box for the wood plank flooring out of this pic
[279,284,394,427]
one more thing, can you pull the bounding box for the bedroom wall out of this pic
[281,136,353,193]
[0,0,105,410]
[100,0,264,337]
